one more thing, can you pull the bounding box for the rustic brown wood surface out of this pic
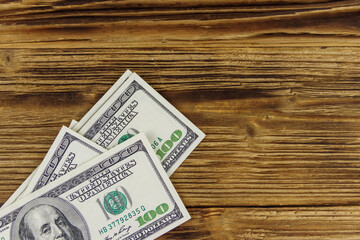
[1,0,360,239]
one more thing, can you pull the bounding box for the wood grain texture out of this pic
[1,0,360,239]
[163,207,360,240]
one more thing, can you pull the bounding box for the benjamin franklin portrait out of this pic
[18,204,84,240]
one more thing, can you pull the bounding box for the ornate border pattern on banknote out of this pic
[83,80,199,172]
[0,140,184,240]
[33,132,104,191]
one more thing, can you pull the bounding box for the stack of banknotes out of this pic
[0,70,205,240]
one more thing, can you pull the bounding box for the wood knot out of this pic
[246,124,255,137]
[0,50,15,71]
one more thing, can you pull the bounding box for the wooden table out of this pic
[1,1,360,239]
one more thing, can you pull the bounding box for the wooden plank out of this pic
[0,0,359,48]
[1,45,360,206]
[160,206,360,239]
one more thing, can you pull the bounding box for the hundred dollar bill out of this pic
[69,120,79,129]
[21,126,106,197]
[72,70,132,132]
[78,72,205,176]
[1,169,37,208]
[0,133,190,240]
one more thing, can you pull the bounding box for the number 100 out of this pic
[135,203,169,226]
[156,130,182,160]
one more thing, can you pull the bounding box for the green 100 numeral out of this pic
[135,203,169,227]
[156,130,182,160]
